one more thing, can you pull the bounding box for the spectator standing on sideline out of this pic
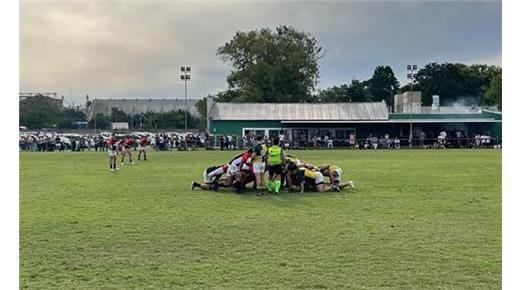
[349,132,356,149]
[394,137,401,149]
[371,135,378,150]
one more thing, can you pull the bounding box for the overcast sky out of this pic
[20,0,501,106]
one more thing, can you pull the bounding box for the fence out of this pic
[19,134,502,152]
[205,135,502,150]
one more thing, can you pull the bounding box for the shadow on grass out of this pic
[201,187,354,208]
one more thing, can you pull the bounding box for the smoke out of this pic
[445,96,479,107]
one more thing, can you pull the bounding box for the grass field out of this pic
[20,149,501,289]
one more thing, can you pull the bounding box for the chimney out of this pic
[432,95,440,112]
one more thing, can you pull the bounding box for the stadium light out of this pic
[407,64,418,148]
[180,66,191,136]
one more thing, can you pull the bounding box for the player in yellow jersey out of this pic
[288,167,328,192]
[319,164,355,191]
[266,138,284,194]
[285,154,319,170]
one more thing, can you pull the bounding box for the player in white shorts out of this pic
[191,164,229,190]
[250,135,268,196]
[106,134,118,172]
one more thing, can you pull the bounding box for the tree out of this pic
[346,79,373,102]
[413,63,467,106]
[195,97,208,129]
[20,94,86,129]
[217,25,323,103]
[88,113,110,130]
[317,85,349,102]
[110,107,130,122]
[196,97,207,120]
[484,72,502,108]
[56,108,87,129]
[212,90,242,103]
[461,64,501,105]
[413,63,501,106]
[19,94,61,129]
[367,66,400,104]
[317,79,373,103]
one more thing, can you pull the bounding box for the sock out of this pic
[267,180,272,192]
[110,164,112,169]
[275,180,281,193]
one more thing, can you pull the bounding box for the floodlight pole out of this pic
[180,66,191,134]
[184,76,187,133]
[407,64,417,148]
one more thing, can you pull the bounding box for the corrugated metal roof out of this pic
[211,102,389,121]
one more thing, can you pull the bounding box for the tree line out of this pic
[88,108,202,131]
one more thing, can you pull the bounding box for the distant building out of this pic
[87,98,199,120]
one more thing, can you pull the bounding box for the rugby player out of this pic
[191,164,229,190]
[229,148,253,193]
[120,136,135,165]
[320,164,354,191]
[106,134,118,172]
[137,135,148,161]
[319,164,354,191]
[250,135,268,196]
[285,154,319,171]
[290,167,334,193]
[266,138,284,194]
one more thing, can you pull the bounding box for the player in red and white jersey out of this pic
[228,148,252,176]
[138,136,148,161]
[227,148,254,193]
[120,136,135,165]
[106,134,118,172]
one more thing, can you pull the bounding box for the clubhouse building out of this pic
[206,93,502,146]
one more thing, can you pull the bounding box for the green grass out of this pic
[20,149,501,289]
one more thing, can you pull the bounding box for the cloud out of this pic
[20,0,501,105]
